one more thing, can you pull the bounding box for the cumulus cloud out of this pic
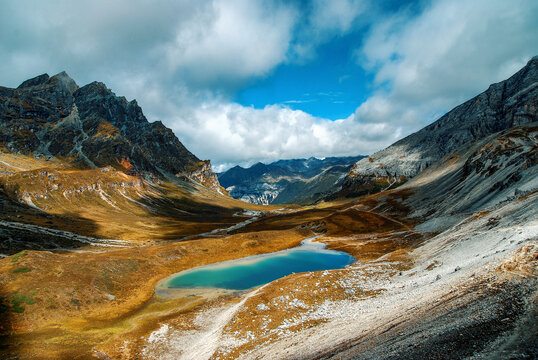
[353,0,538,132]
[166,101,399,168]
[108,70,397,170]
[159,0,296,89]
[0,0,198,86]
[0,0,297,91]
[108,72,394,168]
[0,0,536,171]
[310,0,366,33]
[290,0,369,61]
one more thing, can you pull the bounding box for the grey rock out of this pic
[336,56,538,197]
[17,73,50,88]
[0,72,221,191]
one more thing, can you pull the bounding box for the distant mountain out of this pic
[0,72,221,190]
[218,156,365,205]
[330,56,538,199]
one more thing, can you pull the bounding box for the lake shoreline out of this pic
[155,235,356,298]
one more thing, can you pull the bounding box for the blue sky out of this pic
[236,33,372,120]
[236,0,422,120]
[1,0,537,171]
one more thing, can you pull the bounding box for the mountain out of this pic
[0,72,263,255]
[0,72,221,190]
[401,123,537,220]
[229,60,538,359]
[331,56,538,199]
[233,121,538,359]
[218,156,365,205]
[1,64,537,360]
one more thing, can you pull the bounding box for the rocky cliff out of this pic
[332,56,538,198]
[0,72,221,191]
[401,123,538,220]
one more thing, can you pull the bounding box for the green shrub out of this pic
[11,293,35,313]
[10,250,27,263]
[12,267,31,274]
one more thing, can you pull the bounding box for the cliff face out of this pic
[177,160,223,194]
[333,56,538,198]
[0,72,221,191]
[400,124,538,220]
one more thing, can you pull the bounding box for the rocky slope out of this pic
[218,156,365,205]
[136,120,538,359]
[401,124,538,221]
[332,56,538,199]
[0,72,221,191]
[176,113,538,360]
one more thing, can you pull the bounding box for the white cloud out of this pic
[354,0,538,132]
[0,0,297,92]
[289,0,368,62]
[114,72,400,170]
[160,99,399,170]
[154,0,537,170]
[1,0,536,172]
[310,0,366,33]
[159,0,296,89]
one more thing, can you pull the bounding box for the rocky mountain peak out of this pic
[0,73,223,192]
[48,71,78,94]
[331,55,538,199]
[17,73,50,88]
[75,81,112,98]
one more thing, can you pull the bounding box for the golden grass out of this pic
[0,154,429,359]
[0,228,312,359]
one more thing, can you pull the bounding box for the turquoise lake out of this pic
[161,237,355,291]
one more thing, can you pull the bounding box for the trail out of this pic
[0,220,130,248]
[180,211,264,241]
[0,160,27,171]
[337,203,418,233]
[144,284,267,360]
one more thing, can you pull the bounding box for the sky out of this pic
[1,0,537,172]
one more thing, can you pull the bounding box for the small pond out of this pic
[157,236,355,294]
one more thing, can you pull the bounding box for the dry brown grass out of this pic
[0,155,279,243]
[0,229,312,359]
[0,154,430,359]
[211,228,424,359]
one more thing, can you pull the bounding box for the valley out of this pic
[0,57,537,360]
[0,183,424,359]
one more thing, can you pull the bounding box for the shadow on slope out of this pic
[318,272,538,360]
[0,283,13,358]
[400,124,538,221]
[0,185,102,255]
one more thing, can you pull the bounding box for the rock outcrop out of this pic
[402,123,538,220]
[0,72,221,191]
[333,56,538,198]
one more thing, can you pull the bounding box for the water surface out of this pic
[159,237,355,292]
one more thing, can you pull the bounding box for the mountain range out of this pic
[218,156,365,205]
[331,56,538,199]
[0,58,537,359]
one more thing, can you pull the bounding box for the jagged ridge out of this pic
[219,156,365,205]
[0,72,221,190]
[333,56,538,198]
